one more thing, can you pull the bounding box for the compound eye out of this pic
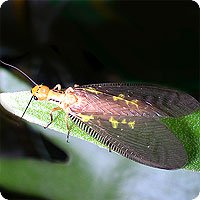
[33,96,38,100]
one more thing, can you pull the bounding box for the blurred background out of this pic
[0,1,199,200]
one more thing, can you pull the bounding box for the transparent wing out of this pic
[69,113,187,169]
[79,83,200,117]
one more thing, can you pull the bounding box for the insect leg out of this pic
[65,115,71,143]
[53,84,61,90]
[44,107,62,129]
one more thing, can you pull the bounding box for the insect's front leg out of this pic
[44,107,62,129]
[53,84,61,90]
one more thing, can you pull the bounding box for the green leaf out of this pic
[0,90,106,148]
[162,111,200,171]
[0,67,124,199]
[0,67,200,171]
[0,90,200,171]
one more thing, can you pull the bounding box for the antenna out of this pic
[0,60,37,86]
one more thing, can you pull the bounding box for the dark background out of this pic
[0,1,199,97]
[0,1,199,199]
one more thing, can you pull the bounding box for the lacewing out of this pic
[1,60,200,169]
[29,82,199,169]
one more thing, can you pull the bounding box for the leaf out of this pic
[162,111,200,171]
[0,90,106,148]
[1,66,200,171]
[0,67,124,199]
[0,90,200,171]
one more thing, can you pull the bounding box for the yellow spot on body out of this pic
[78,114,94,122]
[85,87,102,94]
[109,117,119,129]
[128,121,135,129]
[121,119,127,124]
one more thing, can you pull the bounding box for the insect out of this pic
[1,60,200,170]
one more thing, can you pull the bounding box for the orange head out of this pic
[31,85,50,100]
